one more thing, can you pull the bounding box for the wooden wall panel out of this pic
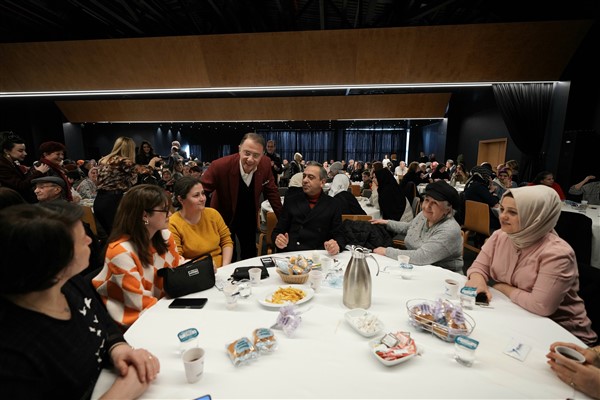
[56,93,451,123]
[0,21,591,92]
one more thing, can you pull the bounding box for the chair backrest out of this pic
[350,185,361,197]
[554,211,592,265]
[412,197,421,216]
[403,181,416,204]
[81,205,98,236]
[342,214,373,222]
[463,200,490,236]
[265,211,278,247]
[278,187,288,197]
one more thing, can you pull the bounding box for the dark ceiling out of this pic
[1,0,598,132]
[1,0,598,43]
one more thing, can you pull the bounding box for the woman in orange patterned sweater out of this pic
[93,184,181,330]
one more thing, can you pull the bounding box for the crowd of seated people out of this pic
[0,133,600,393]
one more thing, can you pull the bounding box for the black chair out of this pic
[578,263,600,344]
[277,187,288,197]
[554,211,592,266]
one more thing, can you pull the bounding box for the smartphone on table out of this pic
[260,257,275,268]
[168,298,208,309]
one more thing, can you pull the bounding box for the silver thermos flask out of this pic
[343,245,380,309]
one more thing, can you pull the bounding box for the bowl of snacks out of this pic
[345,308,383,337]
[406,298,475,342]
[369,331,418,366]
[275,255,313,284]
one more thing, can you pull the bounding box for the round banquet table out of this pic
[92,250,591,400]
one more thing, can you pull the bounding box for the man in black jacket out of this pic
[272,162,344,255]
[265,140,283,186]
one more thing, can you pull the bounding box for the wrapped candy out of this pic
[272,304,303,337]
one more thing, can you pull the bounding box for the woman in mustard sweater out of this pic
[169,176,233,267]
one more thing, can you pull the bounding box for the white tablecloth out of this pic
[562,203,600,268]
[92,251,590,400]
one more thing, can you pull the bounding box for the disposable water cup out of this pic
[454,336,478,367]
[398,255,412,279]
[321,257,333,274]
[309,270,323,292]
[311,251,322,264]
[249,268,262,286]
[223,284,238,310]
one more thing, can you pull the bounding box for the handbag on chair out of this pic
[157,255,215,298]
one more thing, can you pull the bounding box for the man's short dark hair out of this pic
[305,161,327,180]
[240,132,266,150]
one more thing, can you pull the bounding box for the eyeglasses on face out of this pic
[147,208,171,216]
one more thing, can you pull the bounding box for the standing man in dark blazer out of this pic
[272,162,344,255]
[202,133,282,260]
[265,139,283,186]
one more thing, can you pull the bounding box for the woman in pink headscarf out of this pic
[465,185,596,345]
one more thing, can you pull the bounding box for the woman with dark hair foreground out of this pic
[0,202,159,398]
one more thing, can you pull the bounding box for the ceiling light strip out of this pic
[0,81,556,98]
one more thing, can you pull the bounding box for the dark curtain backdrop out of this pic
[192,128,408,165]
[345,129,408,163]
[492,83,554,182]
[259,130,335,163]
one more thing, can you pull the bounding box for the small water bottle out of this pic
[460,287,477,310]
[178,328,199,354]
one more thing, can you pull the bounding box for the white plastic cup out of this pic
[309,270,323,292]
[182,347,205,383]
[311,251,321,264]
[223,284,239,310]
[249,268,262,286]
[444,279,459,299]
[321,257,333,274]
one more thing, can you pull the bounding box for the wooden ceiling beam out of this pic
[56,93,451,123]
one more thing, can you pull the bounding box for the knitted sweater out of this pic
[168,208,234,267]
[93,230,180,329]
[384,212,463,272]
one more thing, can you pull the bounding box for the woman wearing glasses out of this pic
[169,177,233,268]
[93,184,181,330]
